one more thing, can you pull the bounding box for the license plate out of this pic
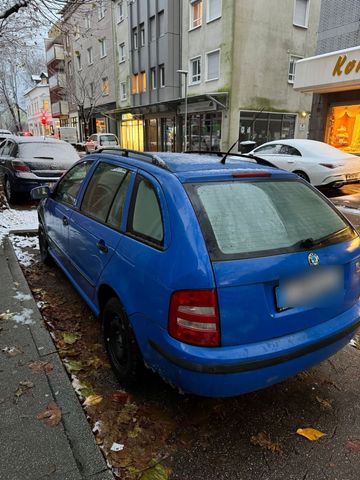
[276,267,343,310]
[346,173,360,181]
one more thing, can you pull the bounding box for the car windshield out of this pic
[186,180,355,260]
[19,142,79,162]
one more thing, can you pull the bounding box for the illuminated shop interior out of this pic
[120,113,144,151]
[326,104,360,154]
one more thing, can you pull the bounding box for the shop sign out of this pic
[332,55,360,77]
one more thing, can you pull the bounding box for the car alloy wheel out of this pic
[4,177,14,203]
[102,297,142,385]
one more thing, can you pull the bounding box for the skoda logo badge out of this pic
[308,253,320,267]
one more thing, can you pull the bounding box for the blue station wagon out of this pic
[32,149,360,397]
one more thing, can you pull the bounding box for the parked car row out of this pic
[29,147,360,398]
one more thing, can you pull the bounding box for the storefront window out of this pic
[326,105,360,155]
[238,111,296,146]
[185,112,222,152]
[96,118,106,133]
[144,117,176,152]
[120,113,144,151]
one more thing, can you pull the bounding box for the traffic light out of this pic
[40,113,47,125]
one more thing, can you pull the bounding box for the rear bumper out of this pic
[319,173,360,188]
[145,302,360,397]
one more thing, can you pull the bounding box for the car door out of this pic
[45,160,93,266]
[67,160,133,300]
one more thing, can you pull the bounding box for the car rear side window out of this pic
[81,162,129,226]
[186,180,354,260]
[127,175,164,247]
[54,161,92,207]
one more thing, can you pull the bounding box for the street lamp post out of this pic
[177,70,188,152]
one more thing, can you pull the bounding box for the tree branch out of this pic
[0,0,32,20]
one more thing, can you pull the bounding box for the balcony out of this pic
[51,100,69,117]
[46,44,65,65]
[49,73,66,90]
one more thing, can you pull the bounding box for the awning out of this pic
[294,46,360,94]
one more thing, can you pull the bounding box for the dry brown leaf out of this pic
[28,361,54,374]
[15,380,34,398]
[37,401,62,427]
[83,395,103,407]
[111,390,130,404]
[316,396,333,411]
[296,428,326,441]
[250,432,282,453]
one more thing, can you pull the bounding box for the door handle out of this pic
[96,239,108,253]
[62,216,68,226]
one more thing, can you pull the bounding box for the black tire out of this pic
[293,170,310,183]
[38,225,53,266]
[102,297,143,386]
[4,176,16,203]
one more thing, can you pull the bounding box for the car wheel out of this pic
[4,176,16,203]
[38,225,53,266]
[102,297,143,386]
[293,170,310,183]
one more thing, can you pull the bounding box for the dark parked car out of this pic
[0,136,79,202]
[31,150,360,397]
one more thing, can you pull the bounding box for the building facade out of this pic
[294,0,360,155]
[24,73,53,136]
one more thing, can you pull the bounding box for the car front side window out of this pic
[53,161,92,207]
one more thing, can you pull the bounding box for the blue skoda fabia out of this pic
[32,149,360,397]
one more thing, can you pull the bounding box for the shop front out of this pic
[294,46,360,155]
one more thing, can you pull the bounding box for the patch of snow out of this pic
[71,375,82,396]
[10,235,39,267]
[13,291,32,301]
[110,442,124,452]
[338,206,360,216]
[11,307,35,325]
[0,208,38,244]
[92,420,103,434]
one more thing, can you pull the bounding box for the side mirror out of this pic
[31,186,50,200]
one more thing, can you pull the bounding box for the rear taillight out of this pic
[12,161,30,172]
[169,289,220,347]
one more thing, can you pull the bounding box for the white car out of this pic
[85,133,119,153]
[248,139,360,188]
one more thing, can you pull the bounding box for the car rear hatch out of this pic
[18,142,79,178]
[186,177,360,347]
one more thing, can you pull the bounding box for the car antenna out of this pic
[221,107,265,164]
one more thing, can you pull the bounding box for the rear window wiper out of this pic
[292,227,352,250]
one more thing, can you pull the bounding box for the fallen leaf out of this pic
[128,425,143,439]
[350,335,360,350]
[58,348,80,358]
[2,346,22,357]
[0,313,11,321]
[296,428,326,441]
[250,432,282,453]
[316,396,333,411]
[111,390,130,404]
[346,440,360,453]
[15,380,34,398]
[63,332,81,345]
[28,361,54,373]
[64,360,83,373]
[140,463,171,480]
[37,401,62,427]
[118,403,138,424]
[87,356,109,369]
[83,394,103,407]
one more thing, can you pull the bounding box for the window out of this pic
[279,145,301,156]
[206,49,220,81]
[190,57,201,84]
[127,176,164,246]
[151,68,157,89]
[238,111,297,146]
[98,0,105,20]
[293,0,309,28]
[133,27,138,49]
[159,64,165,87]
[77,54,82,70]
[120,81,127,100]
[68,60,73,77]
[207,0,221,22]
[81,162,130,226]
[139,71,147,93]
[132,74,139,94]
[288,55,302,83]
[190,0,202,29]
[187,180,351,260]
[54,161,92,207]
[117,0,124,22]
[43,99,49,112]
[99,38,107,58]
[140,23,145,46]
[85,14,91,29]
[119,42,125,62]
[149,16,156,41]
[102,77,109,95]
[87,47,93,65]
[159,10,165,36]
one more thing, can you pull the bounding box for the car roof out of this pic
[93,150,295,182]
[9,136,69,145]
[255,139,356,159]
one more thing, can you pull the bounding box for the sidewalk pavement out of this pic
[0,237,114,480]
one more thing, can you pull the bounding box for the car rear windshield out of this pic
[100,135,117,142]
[186,180,355,260]
[19,142,79,162]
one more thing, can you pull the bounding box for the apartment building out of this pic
[24,73,53,136]
[294,0,360,155]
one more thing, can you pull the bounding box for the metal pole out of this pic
[184,72,188,152]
